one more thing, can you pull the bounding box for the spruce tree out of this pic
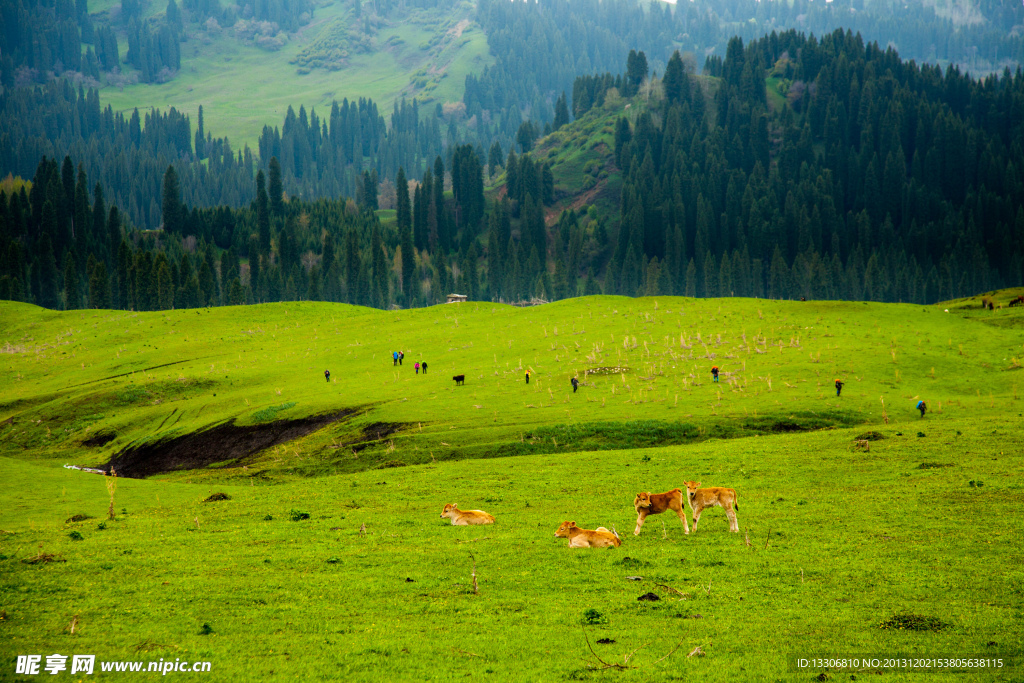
[74,165,91,242]
[198,259,215,306]
[37,234,60,309]
[88,261,110,309]
[256,170,270,254]
[488,141,503,176]
[107,206,122,259]
[371,224,388,309]
[663,51,686,105]
[553,92,570,130]
[346,228,360,305]
[63,252,81,309]
[269,157,284,216]
[685,258,697,297]
[162,165,182,234]
[91,183,106,257]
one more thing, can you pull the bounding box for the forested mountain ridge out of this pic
[527,30,1024,303]
[2,29,1022,313]
[3,0,1024,237]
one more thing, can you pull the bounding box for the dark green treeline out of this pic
[598,30,1023,302]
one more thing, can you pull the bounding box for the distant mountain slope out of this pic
[98,0,492,149]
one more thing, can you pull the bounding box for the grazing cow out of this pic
[633,489,690,535]
[554,521,621,548]
[683,481,739,532]
[453,374,465,386]
[1010,296,1024,308]
[440,503,495,526]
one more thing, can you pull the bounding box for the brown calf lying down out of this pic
[554,520,621,548]
[633,489,691,535]
[683,481,739,532]
[440,503,495,525]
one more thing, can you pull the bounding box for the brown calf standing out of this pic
[633,489,690,535]
[683,481,739,532]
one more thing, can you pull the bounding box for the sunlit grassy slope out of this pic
[1,295,1022,480]
[98,0,491,149]
[1,295,1022,681]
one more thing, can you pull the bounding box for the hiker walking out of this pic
[525,369,531,384]
[421,361,427,374]
[835,379,844,396]
[415,362,420,375]
[324,369,331,383]
[571,377,579,393]
[917,400,927,418]
[711,366,719,383]
[399,351,404,366]
[393,351,398,366]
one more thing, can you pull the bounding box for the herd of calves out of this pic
[440,482,739,548]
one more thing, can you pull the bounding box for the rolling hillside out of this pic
[1,294,1022,680]
[2,294,1021,481]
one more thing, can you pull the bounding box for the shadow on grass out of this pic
[484,410,865,459]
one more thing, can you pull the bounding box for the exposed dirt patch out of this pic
[345,421,410,452]
[879,612,948,632]
[82,432,116,447]
[203,493,230,502]
[104,408,363,478]
[855,430,885,441]
[768,420,806,432]
[22,552,65,565]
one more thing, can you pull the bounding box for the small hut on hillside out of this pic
[446,293,468,303]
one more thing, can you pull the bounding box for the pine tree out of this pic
[195,105,206,160]
[73,166,91,242]
[371,224,388,308]
[198,259,215,306]
[256,170,270,254]
[663,51,686,104]
[91,183,106,257]
[155,261,173,309]
[553,92,570,130]
[269,157,284,216]
[685,258,696,297]
[107,206,122,259]
[36,234,60,309]
[63,252,81,309]
[397,168,415,304]
[464,244,479,300]
[488,141,503,177]
[345,228,360,305]
[162,165,182,234]
[88,260,110,309]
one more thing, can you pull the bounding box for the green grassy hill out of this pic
[99,0,491,149]
[1,295,1022,680]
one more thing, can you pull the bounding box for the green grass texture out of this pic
[1,293,1023,680]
